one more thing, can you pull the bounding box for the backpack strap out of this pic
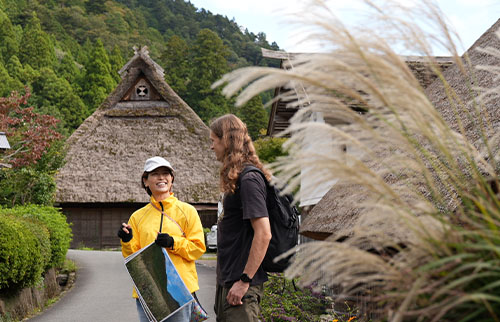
[240,166,296,207]
[238,165,269,188]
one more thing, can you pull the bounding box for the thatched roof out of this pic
[301,19,500,240]
[300,181,367,240]
[56,47,219,205]
[262,48,453,137]
[426,18,500,147]
[300,121,433,241]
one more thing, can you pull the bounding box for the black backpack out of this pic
[239,166,300,273]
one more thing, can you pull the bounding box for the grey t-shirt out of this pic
[216,171,269,287]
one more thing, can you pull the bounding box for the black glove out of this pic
[117,226,133,243]
[155,233,174,249]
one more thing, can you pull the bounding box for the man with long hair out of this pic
[209,114,272,322]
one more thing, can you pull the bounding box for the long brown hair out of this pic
[210,114,271,194]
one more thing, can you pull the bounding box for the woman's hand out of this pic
[155,233,174,249]
[117,223,133,242]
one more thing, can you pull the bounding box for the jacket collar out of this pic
[150,193,177,210]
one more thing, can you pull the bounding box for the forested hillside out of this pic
[0,0,278,137]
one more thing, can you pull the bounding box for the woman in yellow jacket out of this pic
[118,156,206,322]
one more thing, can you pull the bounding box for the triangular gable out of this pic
[120,76,162,102]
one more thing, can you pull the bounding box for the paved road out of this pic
[28,250,216,322]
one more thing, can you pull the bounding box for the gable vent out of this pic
[132,79,150,101]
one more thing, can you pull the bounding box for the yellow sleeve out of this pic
[170,205,206,261]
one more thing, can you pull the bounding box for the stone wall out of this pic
[0,268,74,321]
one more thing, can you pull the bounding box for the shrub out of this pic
[261,274,327,322]
[254,137,288,164]
[0,204,72,268]
[19,216,52,271]
[0,215,45,290]
[0,167,57,206]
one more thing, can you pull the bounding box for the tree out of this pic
[237,95,268,140]
[75,37,93,67]
[31,67,87,131]
[0,62,23,97]
[187,29,231,122]
[85,0,106,14]
[108,45,124,83]
[105,10,128,35]
[161,35,190,97]
[5,55,23,81]
[5,55,38,86]
[0,8,18,64]
[196,95,231,124]
[57,50,80,85]
[18,12,56,70]
[190,29,229,93]
[81,38,115,113]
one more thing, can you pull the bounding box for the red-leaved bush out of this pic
[0,89,62,168]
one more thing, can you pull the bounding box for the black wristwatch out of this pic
[240,273,252,283]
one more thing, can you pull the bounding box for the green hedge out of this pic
[0,205,72,268]
[0,205,72,290]
[20,216,52,271]
[0,215,45,289]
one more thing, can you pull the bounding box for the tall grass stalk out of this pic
[214,0,500,320]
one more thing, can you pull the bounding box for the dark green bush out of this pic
[0,205,72,268]
[0,215,45,290]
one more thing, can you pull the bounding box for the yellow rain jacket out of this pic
[121,194,206,297]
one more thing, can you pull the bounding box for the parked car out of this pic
[206,224,217,251]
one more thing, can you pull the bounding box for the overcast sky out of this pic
[189,0,499,55]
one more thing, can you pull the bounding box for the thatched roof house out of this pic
[56,47,219,248]
[300,19,500,240]
[263,48,453,137]
[261,48,454,235]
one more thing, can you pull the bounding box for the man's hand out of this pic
[117,223,133,242]
[155,233,174,249]
[226,280,249,306]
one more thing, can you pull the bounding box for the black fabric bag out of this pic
[239,166,300,273]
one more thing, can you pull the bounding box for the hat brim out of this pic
[144,165,174,173]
